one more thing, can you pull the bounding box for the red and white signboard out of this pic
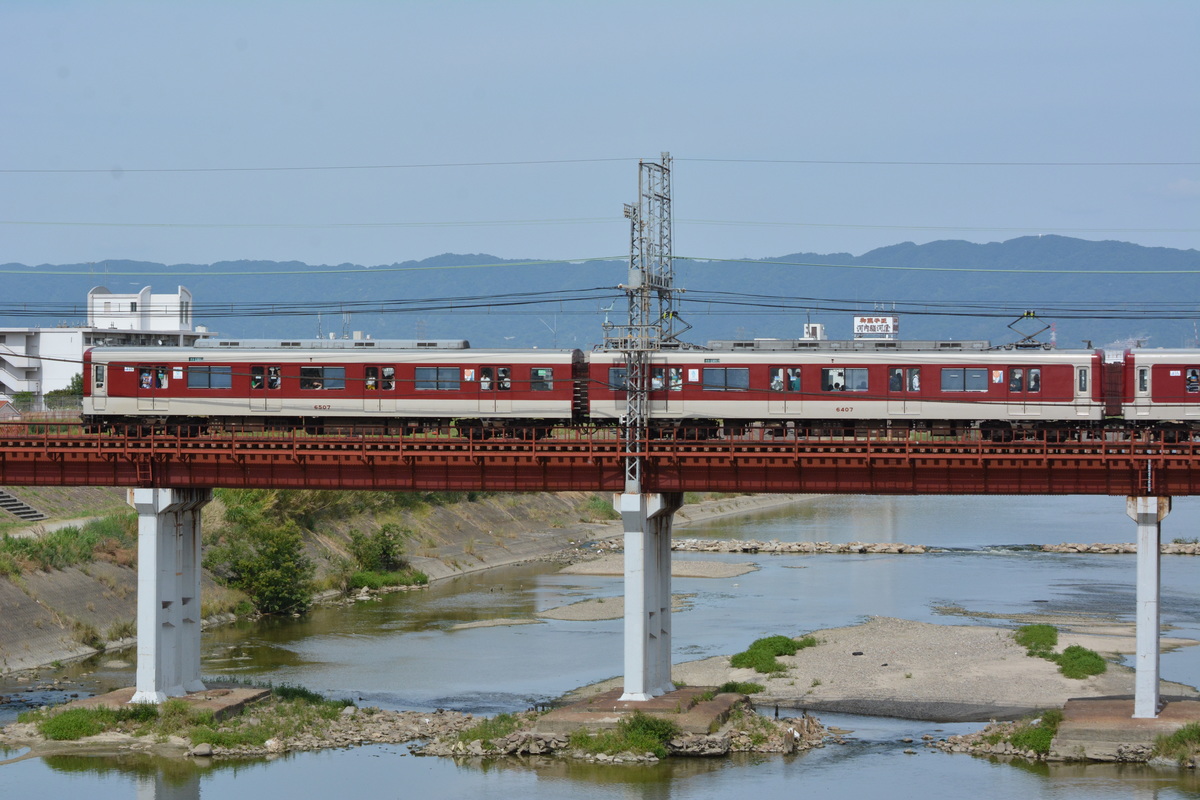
[853,315,898,336]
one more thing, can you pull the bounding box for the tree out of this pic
[205,490,315,615]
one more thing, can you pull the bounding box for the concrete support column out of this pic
[616,491,682,702]
[129,487,213,704]
[1127,495,1170,719]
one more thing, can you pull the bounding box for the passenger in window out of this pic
[770,368,785,391]
[140,370,152,389]
[669,368,682,391]
[381,367,394,390]
[788,369,800,391]
[1010,370,1023,392]
[1028,369,1041,392]
[1189,369,1200,393]
[268,367,281,389]
[251,372,264,390]
[908,369,920,392]
[480,368,493,390]
[498,368,511,390]
[889,369,902,392]
[365,376,377,390]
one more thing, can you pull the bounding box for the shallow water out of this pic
[4,495,1200,798]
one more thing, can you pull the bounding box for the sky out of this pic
[2,1,1197,268]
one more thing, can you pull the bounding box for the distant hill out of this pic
[4,236,1198,351]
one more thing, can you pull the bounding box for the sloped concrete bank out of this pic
[0,492,815,675]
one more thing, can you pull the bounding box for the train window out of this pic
[268,366,281,389]
[480,367,495,390]
[1009,369,1024,392]
[188,366,233,389]
[531,368,554,391]
[381,367,394,390]
[888,368,903,391]
[414,367,460,391]
[702,367,750,391]
[94,365,105,388]
[1187,369,1200,393]
[250,366,265,389]
[822,367,867,392]
[771,367,800,392]
[940,368,988,392]
[1028,368,1041,393]
[497,367,511,391]
[1138,368,1149,393]
[651,367,683,391]
[907,368,921,392]
[139,366,168,390]
[607,367,627,391]
[365,367,378,391]
[301,366,346,390]
[1077,368,1088,393]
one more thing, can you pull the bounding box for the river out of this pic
[4,495,1200,798]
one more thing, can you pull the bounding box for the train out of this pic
[79,336,1200,439]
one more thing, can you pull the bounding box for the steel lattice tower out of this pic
[616,152,677,492]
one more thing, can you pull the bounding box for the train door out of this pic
[362,365,396,413]
[136,364,169,412]
[649,366,682,414]
[91,363,107,411]
[1074,364,1092,416]
[249,364,282,412]
[886,366,921,415]
[767,366,801,415]
[1132,365,1151,417]
[478,366,512,414]
[1007,367,1029,415]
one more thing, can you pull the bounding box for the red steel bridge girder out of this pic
[0,427,1196,495]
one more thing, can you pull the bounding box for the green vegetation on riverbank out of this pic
[22,683,353,747]
[0,515,136,577]
[569,712,680,759]
[731,635,817,674]
[981,708,1064,755]
[1013,625,1107,680]
[1154,722,1200,764]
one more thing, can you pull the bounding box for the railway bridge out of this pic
[1,421,1195,718]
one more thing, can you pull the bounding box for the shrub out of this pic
[348,524,410,573]
[1054,645,1107,679]
[730,635,815,674]
[1006,709,1063,755]
[1014,624,1058,657]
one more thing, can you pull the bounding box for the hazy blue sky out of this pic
[2,1,1197,267]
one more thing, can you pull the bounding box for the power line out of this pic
[0,257,625,277]
[678,256,1200,275]
[677,158,1200,167]
[0,157,637,175]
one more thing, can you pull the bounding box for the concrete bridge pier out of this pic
[129,487,213,704]
[616,491,683,702]
[1128,495,1171,719]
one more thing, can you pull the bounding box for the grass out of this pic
[1154,722,1200,764]
[347,569,429,590]
[1004,709,1064,755]
[1013,625,1106,679]
[569,712,680,759]
[0,514,137,574]
[696,681,765,702]
[29,682,353,747]
[456,713,524,744]
[1014,624,1058,657]
[730,635,817,674]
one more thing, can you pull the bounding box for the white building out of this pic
[0,286,212,406]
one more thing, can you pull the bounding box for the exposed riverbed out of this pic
[4,494,1200,798]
